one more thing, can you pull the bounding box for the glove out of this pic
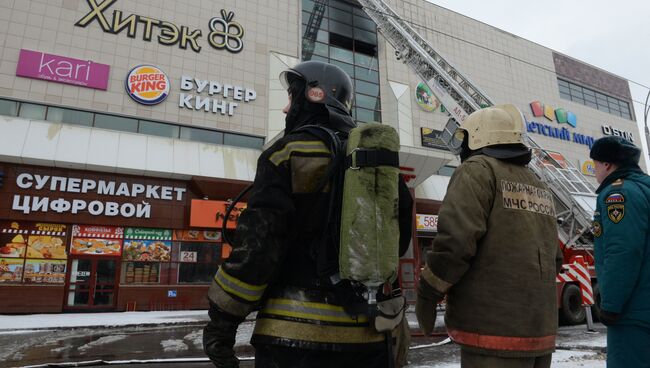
[415,277,444,336]
[599,310,621,326]
[203,303,243,368]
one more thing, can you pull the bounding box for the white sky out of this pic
[425,0,650,168]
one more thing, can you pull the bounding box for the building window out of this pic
[94,113,138,133]
[0,99,18,116]
[18,103,46,120]
[180,126,224,144]
[0,98,264,150]
[435,165,456,177]
[176,242,221,284]
[138,120,180,138]
[302,0,382,124]
[557,79,633,120]
[224,133,265,150]
[46,107,94,127]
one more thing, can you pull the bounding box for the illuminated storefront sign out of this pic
[526,101,595,149]
[530,101,577,127]
[16,49,110,90]
[416,214,438,232]
[602,125,634,142]
[75,0,244,53]
[581,160,596,177]
[11,172,186,219]
[125,65,170,105]
[179,75,257,116]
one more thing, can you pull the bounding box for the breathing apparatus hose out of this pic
[221,184,253,246]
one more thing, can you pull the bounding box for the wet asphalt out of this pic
[0,316,606,368]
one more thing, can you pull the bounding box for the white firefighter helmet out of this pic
[457,104,526,150]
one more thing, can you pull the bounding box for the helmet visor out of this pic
[279,69,302,91]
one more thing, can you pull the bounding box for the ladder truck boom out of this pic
[356,0,597,252]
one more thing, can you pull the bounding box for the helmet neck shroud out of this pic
[281,61,356,135]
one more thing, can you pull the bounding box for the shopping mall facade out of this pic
[0,0,641,313]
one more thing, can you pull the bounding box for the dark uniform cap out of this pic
[589,136,641,166]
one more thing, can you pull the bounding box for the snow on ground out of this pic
[77,334,128,352]
[407,349,605,368]
[0,310,209,331]
[183,329,203,349]
[160,339,189,352]
[553,349,606,367]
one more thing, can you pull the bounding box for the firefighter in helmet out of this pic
[415,104,563,368]
[203,60,413,368]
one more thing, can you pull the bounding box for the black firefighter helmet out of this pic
[280,60,354,117]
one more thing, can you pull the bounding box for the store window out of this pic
[177,242,221,283]
[0,221,67,284]
[121,227,172,284]
[173,230,224,284]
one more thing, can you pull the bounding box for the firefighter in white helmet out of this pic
[416,104,563,368]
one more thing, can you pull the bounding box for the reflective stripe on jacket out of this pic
[251,287,385,351]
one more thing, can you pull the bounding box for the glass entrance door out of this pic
[65,257,119,309]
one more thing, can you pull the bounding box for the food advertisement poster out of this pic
[23,259,66,283]
[27,223,67,259]
[173,230,222,242]
[2,222,67,259]
[0,222,29,258]
[123,240,171,262]
[71,225,124,256]
[27,236,67,259]
[0,258,24,282]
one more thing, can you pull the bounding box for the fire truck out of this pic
[349,0,600,325]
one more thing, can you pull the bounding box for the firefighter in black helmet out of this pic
[203,60,413,367]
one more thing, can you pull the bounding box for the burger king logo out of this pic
[125,65,170,105]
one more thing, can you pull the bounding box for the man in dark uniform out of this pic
[202,60,413,368]
[415,104,562,368]
[590,136,650,368]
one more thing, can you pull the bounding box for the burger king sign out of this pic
[125,65,170,105]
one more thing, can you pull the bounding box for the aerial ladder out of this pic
[302,0,327,60]
[356,0,598,323]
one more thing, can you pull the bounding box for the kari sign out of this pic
[16,49,110,90]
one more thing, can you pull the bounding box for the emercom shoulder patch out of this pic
[592,221,602,237]
[501,180,556,217]
[607,204,625,224]
[605,193,625,204]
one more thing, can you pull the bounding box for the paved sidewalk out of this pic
[0,310,210,332]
